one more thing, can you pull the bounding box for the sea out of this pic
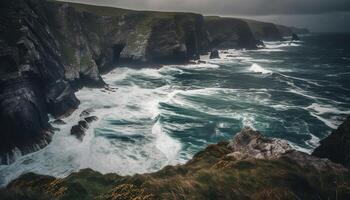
[1,33,350,186]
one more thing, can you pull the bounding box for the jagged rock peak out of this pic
[227,127,293,160]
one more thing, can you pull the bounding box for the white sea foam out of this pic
[306,133,320,148]
[152,121,181,165]
[248,63,273,74]
[264,41,301,49]
[307,103,350,115]
[177,63,220,70]
[0,67,184,187]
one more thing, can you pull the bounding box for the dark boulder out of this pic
[78,120,89,130]
[209,50,220,59]
[313,116,350,168]
[71,119,96,140]
[70,125,86,141]
[85,116,98,123]
[70,120,90,141]
[256,40,265,48]
[52,119,66,125]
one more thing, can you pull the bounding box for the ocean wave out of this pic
[248,63,273,74]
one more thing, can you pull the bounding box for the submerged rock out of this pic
[80,108,95,117]
[313,116,350,168]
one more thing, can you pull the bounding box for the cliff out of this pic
[41,1,210,82]
[0,0,211,163]
[243,19,284,41]
[313,116,350,168]
[1,126,349,200]
[0,0,80,164]
[204,16,258,50]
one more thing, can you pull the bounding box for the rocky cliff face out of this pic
[244,19,283,41]
[44,2,209,74]
[0,0,211,163]
[204,17,258,50]
[0,0,79,164]
[313,116,350,168]
[1,126,349,200]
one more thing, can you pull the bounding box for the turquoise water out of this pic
[1,33,350,186]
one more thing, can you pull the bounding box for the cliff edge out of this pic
[1,125,349,200]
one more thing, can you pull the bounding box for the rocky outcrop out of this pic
[70,109,98,141]
[0,0,79,164]
[313,116,350,168]
[209,50,220,59]
[204,16,258,50]
[2,126,349,200]
[227,127,292,160]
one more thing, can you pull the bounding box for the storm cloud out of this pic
[58,0,350,32]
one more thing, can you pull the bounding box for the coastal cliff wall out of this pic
[43,1,210,77]
[0,0,211,162]
[204,16,258,50]
[0,0,80,164]
[243,19,284,41]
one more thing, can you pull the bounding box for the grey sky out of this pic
[58,0,350,32]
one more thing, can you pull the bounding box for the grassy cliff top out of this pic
[53,0,200,19]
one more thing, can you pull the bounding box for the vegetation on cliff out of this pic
[1,126,349,200]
